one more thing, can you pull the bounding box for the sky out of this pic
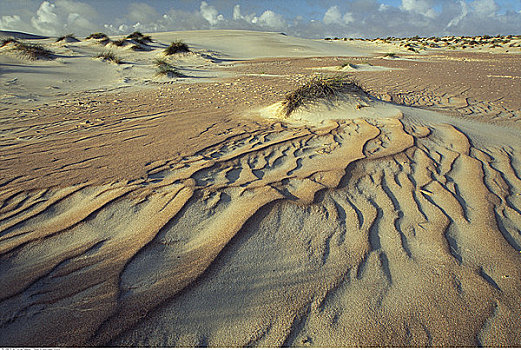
[1,0,520,38]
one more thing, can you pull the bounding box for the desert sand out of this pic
[0,29,521,347]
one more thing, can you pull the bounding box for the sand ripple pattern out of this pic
[1,114,521,346]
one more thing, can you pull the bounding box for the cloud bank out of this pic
[1,0,520,38]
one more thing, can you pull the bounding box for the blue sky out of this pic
[1,0,520,38]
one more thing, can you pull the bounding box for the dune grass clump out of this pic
[7,41,54,60]
[0,38,18,48]
[282,75,365,117]
[56,33,79,42]
[96,51,122,64]
[127,31,152,44]
[154,58,183,77]
[164,40,190,55]
[112,38,127,47]
[384,52,398,58]
[86,32,109,40]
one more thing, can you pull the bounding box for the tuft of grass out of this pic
[127,31,152,44]
[112,38,127,46]
[96,51,122,64]
[383,52,398,58]
[154,58,183,77]
[86,32,109,40]
[56,33,79,42]
[281,75,366,117]
[130,44,145,51]
[0,38,18,47]
[164,40,190,55]
[7,41,54,60]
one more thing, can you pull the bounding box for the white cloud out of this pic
[472,0,498,17]
[1,1,521,39]
[257,10,286,28]
[401,0,437,18]
[127,3,159,24]
[0,15,27,31]
[200,1,223,26]
[323,6,342,25]
[323,5,354,25]
[232,4,258,23]
[29,0,98,35]
[447,0,468,27]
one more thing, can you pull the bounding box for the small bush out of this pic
[112,39,127,47]
[56,33,79,42]
[127,31,152,44]
[0,38,18,47]
[86,32,109,40]
[383,52,397,58]
[154,58,183,77]
[282,75,366,117]
[8,41,54,60]
[164,40,189,55]
[130,44,145,51]
[96,51,122,64]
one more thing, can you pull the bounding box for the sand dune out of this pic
[1,30,521,347]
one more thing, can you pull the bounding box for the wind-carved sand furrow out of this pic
[0,182,194,346]
[0,185,134,256]
[0,189,47,220]
[0,184,89,241]
[2,112,399,346]
[3,86,521,347]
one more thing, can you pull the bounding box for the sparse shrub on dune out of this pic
[86,32,109,40]
[127,31,153,44]
[282,75,366,117]
[95,51,122,64]
[86,32,110,46]
[0,38,18,48]
[56,34,79,43]
[130,44,147,51]
[383,52,398,58]
[5,41,54,60]
[164,40,190,55]
[154,58,183,77]
[112,39,127,47]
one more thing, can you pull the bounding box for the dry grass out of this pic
[164,40,190,55]
[282,75,366,117]
[112,39,127,47]
[127,31,152,44]
[86,32,109,40]
[56,34,79,42]
[4,41,54,60]
[154,58,183,77]
[95,51,122,64]
[0,38,17,48]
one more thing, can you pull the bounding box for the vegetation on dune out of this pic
[164,40,190,55]
[3,40,54,60]
[95,51,122,64]
[112,38,127,47]
[126,31,153,44]
[0,38,18,48]
[282,75,366,117]
[154,58,183,77]
[130,44,142,51]
[383,52,398,58]
[86,32,109,40]
[56,34,79,42]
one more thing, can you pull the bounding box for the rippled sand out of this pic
[1,30,521,347]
